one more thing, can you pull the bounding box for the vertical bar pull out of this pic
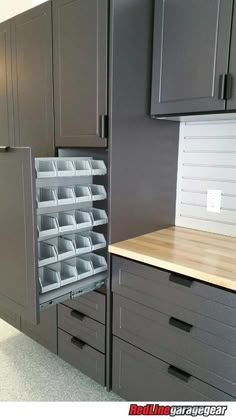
[219,74,233,100]
[219,74,227,100]
[99,115,108,139]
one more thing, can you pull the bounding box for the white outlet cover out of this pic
[207,190,222,213]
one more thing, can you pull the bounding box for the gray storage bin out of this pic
[50,261,78,287]
[80,231,106,251]
[37,188,57,208]
[70,234,92,255]
[47,236,75,261]
[74,186,91,203]
[66,257,93,281]
[35,159,56,178]
[74,159,92,176]
[89,208,108,226]
[75,210,93,230]
[90,160,107,176]
[55,160,75,177]
[39,266,60,293]
[57,186,75,205]
[81,253,107,275]
[89,185,107,201]
[37,215,58,238]
[58,212,77,233]
[38,242,57,267]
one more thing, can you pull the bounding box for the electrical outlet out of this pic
[207,190,222,213]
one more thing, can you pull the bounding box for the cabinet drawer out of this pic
[58,304,105,353]
[113,294,236,397]
[112,337,233,401]
[63,291,106,324]
[112,256,236,339]
[58,329,105,386]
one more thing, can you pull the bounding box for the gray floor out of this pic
[0,319,121,402]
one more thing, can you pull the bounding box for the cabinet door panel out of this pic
[151,0,233,116]
[21,306,57,354]
[0,147,39,323]
[0,306,21,330]
[227,4,236,110]
[0,21,13,146]
[11,3,54,157]
[53,0,108,147]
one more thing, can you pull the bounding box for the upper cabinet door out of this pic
[227,4,236,110]
[0,147,39,324]
[53,0,108,148]
[0,21,14,147]
[151,0,233,116]
[11,3,54,157]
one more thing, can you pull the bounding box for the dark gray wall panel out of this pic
[151,0,233,115]
[0,21,13,147]
[11,2,54,157]
[53,0,108,148]
[109,0,179,243]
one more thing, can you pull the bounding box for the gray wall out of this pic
[176,120,236,237]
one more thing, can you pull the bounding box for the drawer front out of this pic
[58,329,105,386]
[63,291,106,324]
[112,256,236,339]
[113,294,236,396]
[58,304,105,353]
[22,305,57,354]
[112,337,233,401]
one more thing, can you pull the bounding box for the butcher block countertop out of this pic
[108,226,236,291]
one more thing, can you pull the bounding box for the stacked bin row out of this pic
[36,159,107,178]
[39,254,108,293]
[37,209,108,238]
[38,232,107,267]
[36,184,107,208]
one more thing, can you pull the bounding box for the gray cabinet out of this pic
[53,0,108,148]
[0,306,21,330]
[151,0,233,116]
[11,3,54,157]
[0,21,13,147]
[21,306,58,354]
[227,3,236,110]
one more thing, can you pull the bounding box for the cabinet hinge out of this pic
[219,73,233,100]
[99,114,109,139]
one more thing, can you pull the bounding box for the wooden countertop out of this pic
[108,226,236,291]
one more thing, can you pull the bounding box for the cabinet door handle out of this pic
[71,336,85,350]
[169,273,193,288]
[0,146,10,152]
[169,317,193,333]
[168,365,191,383]
[99,114,108,139]
[219,74,233,100]
[71,310,85,322]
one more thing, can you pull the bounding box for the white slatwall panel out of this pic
[176,121,236,237]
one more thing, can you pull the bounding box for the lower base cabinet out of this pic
[21,306,58,354]
[0,306,21,330]
[112,337,233,401]
[58,328,105,386]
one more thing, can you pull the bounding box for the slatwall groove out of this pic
[176,121,236,237]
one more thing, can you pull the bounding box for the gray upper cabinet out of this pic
[151,0,233,116]
[53,0,108,148]
[0,21,13,147]
[11,3,54,157]
[0,147,39,324]
[227,3,236,110]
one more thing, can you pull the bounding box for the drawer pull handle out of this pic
[71,310,85,321]
[71,336,85,350]
[168,365,191,383]
[169,274,193,288]
[169,317,192,333]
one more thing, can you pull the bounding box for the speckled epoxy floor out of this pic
[0,319,121,401]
